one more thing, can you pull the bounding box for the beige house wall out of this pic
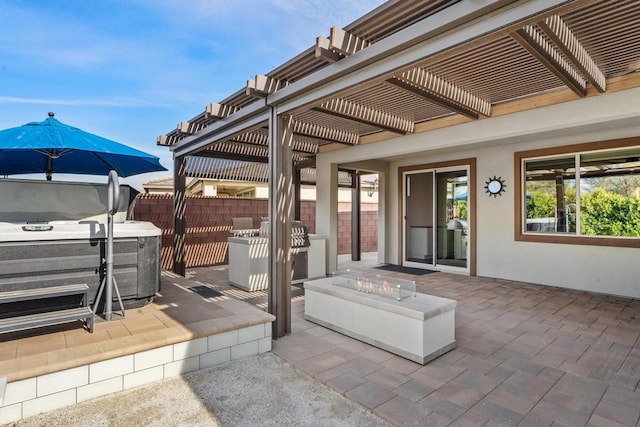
[316,87,640,298]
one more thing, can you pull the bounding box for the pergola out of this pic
[159,0,640,337]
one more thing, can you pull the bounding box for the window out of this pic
[515,138,640,247]
[236,189,256,198]
[524,156,576,234]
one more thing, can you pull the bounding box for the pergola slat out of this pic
[538,15,606,93]
[511,25,587,97]
[315,98,414,134]
[231,130,318,155]
[232,132,269,146]
[389,69,491,119]
[292,120,359,145]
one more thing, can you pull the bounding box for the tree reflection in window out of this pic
[524,146,640,237]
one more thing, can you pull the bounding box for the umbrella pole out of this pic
[46,156,52,181]
[105,203,114,320]
[93,171,125,320]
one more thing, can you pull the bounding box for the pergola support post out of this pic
[268,109,293,338]
[294,167,302,221]
[351,171,361,261]
[173,155,187,276]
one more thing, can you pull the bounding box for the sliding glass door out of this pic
[403,167,469,272]
[404,171,434,264]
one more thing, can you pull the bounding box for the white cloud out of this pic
[0,0,387,187]
[0,0,385,109]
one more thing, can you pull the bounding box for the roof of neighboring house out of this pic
[144,176,196,191]
[159,0,640,165]
[143,177,174,188]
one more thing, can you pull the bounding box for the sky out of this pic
[0,0,386,191]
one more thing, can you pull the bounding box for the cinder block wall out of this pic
[337,202,379,255]
[134,195,377,269]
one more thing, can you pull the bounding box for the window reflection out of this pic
[524,146,640,237]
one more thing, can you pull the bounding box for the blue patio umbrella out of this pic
[0,112,166,180]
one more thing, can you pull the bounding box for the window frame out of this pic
[514,137,640,248]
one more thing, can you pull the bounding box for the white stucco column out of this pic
[377,172,387,265]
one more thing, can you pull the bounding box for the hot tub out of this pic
[0,179,161,309]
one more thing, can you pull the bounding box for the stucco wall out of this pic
[393,138,640,298]
[316,88,640,298]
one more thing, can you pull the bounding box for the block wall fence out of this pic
[133,194,378,270]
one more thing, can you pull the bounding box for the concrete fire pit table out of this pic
[304,273,456,364]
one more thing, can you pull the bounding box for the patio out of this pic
[189,254,640,427]
[1,254,639,426]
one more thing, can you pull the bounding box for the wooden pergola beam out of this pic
[512,25,587,97]
[177,121,191,135]
[537,15,606,93]
[210,141,269,158]
[292,120,359,145]
[180,156,265,180]
[329,26,370,56]
[157,134,171,146]
[389,69,491,119]
[315,98,414,134]
[294,157,316,170]
[231,130,317,155]
[195,150,260,162]
[315,36,344,63]
[159,104,238,147]
[175,121,208,137]
[201,141,308,164]
[246,74,288,97]
[231,131,269,146]
[205,102,239,119]
[290,139,318,155]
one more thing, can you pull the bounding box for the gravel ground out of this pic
[9,353,391,427]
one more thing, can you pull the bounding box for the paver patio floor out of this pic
[189,254,640,427]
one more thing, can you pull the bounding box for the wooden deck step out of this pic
[0,307,94,334]
[0,284,89,304]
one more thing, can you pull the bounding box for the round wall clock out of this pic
[484,176,506,197]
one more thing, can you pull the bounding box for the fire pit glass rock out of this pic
[331,270,416,301]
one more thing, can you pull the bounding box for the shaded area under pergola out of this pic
[159,0,640,337]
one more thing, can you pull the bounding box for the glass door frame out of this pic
[400,160,475,275]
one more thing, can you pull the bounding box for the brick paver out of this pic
[189,254,640,427]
